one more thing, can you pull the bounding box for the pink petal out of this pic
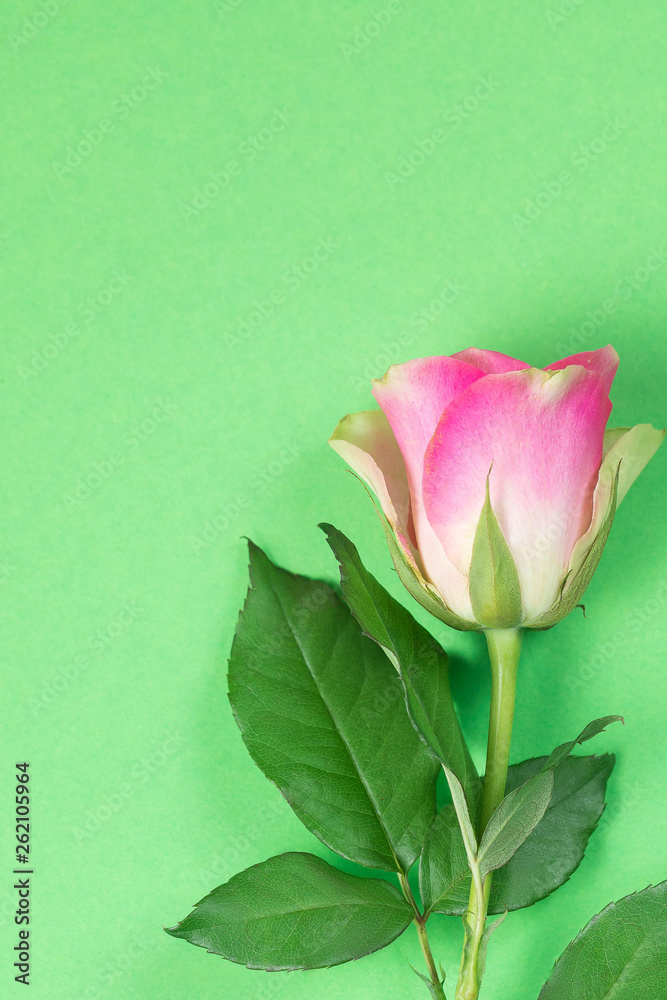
[372,356,485,498]
[451,347,531,374]
[423,367,612,620]
[372,356,485,619]
[545,344,619,396]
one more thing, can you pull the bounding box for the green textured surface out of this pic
[2,2,666,999]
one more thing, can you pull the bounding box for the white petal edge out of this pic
[566,423,664,584]
[329,409,415,555]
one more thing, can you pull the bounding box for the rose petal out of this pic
[451,347,531,374]
[372,356,484,619]
[423,366,611,620]
[545,344,619,396]
[372,357,485,479]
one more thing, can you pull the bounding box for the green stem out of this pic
[415,918,446,999]
[455,627,523,1000]
[399,874,446,1000]
[479,628,522,829]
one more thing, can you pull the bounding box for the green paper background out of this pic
[2,1,666,998]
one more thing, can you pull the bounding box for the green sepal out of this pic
[476,910,507,981]
[469,472,523,629]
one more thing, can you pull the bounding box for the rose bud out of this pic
[330,346,663,631]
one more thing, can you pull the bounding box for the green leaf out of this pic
[228,542,439,873]
[538,881,667,999]
[409,964,447,1000]
[489,753,614,912]
[477,717,622,877]
[543,716,623,771]
[468,472,523,629]
[443,765,479,866]
[165,852,413,970]
[320,523,479,803]
[477,770,554,878]
[420,754,615,915]
[419,803,471,914]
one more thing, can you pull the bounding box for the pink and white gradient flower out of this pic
[330,346,663,630]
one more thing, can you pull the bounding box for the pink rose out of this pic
[330,346,663,630]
